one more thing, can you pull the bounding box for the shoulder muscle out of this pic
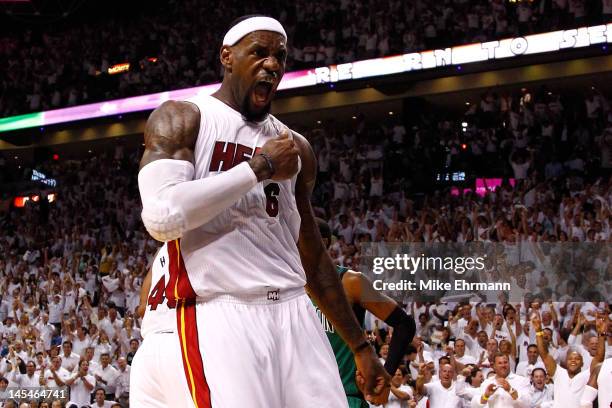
[140,100,200,170]
[292,131,317,193]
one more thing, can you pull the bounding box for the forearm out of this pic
[84,380,94,391]
[138,159,258,242]
[52,372,65,386]
[303,247,366,350]
[384,308,416,375]
[536,334,556,375]
[390,385,410,400]
[593,335,605,366]
[415,376,426,395]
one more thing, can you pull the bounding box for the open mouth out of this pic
[252,81,274,108]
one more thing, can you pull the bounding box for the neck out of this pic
[212,83,240,113]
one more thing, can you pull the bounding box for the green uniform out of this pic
[312,266,369,408]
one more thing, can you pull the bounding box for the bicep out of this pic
[140,101,200,170]
[294,134,319,249]
[294,133,317,206]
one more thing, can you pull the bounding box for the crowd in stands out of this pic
[1,0,610,117]
[0,82,610,407]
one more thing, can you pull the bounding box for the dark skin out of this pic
[139,30,390,403]
[137,267,151,318]
[341,271,398,321]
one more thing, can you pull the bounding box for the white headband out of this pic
[222,16,287,46]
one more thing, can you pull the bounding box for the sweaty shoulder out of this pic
[140,100,201,170]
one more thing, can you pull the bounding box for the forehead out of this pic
[239,31,286,49]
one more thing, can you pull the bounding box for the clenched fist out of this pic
[251,130,300,181]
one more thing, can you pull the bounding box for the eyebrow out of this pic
[249,41,287,52]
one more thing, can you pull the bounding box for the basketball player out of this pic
[314,218,416,408]
[130,245,195,407]
[137,14,389,408]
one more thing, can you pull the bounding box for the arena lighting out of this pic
[0,23,610,133]
[13,193,56,208]
[108,62,130,75]
[104,58,159,76]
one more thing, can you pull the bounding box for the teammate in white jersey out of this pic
[129,245,195,408]
[137,14,389,408]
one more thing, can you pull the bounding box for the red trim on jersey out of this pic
[167,239,211,408]
[165,239,198,301]
[177,300,211,408]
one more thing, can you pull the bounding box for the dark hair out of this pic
[95,387,106,395]
[502,304,515,318]
[527,344,538,351]
[492,352,508,364]
[63,340,73,347]
[531,367,546,377]
[465,367,482,385]
[405,345,417,355]
[396,366,408,376]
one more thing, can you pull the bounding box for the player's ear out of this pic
[220,46,233,72]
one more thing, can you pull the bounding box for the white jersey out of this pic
[172,95,305,300]
[140,244,175,338]
[598,358,612,407]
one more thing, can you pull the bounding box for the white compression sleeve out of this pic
[138,159,258,242]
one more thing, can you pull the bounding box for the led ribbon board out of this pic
[0,24,610,133]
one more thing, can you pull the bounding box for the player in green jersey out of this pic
[312,218,417,408]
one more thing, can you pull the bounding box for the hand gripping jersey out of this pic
[166,95,306,302]
[140,244,175,338]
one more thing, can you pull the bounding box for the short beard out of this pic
[241,90,271,122]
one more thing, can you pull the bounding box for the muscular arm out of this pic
[293,135,367,351]
[138,101,271,241]
[140,100,199,170]
[293,133,389,401]
[534,327,557,377]
[342,271,416,375]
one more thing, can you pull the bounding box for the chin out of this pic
[241,100,270,122]
[244,105,271,122]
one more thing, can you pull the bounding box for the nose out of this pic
[263,56,281,76]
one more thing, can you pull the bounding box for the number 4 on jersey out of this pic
[147,276,176,310]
